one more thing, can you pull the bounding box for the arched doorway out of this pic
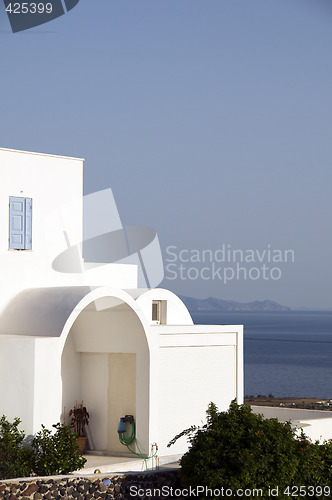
[61,293,151,455]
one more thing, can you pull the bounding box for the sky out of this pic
[1,0,332,309]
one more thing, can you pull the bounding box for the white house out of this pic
[0,147,243,461]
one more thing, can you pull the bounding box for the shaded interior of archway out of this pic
[61,296,150,454]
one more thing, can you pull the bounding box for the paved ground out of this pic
[74,453,180,475]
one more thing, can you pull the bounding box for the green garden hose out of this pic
[118,420,158,470]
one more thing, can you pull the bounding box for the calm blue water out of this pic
[191,311,332,399]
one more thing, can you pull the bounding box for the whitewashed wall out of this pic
[0,336,36,433]
[0,335,61,436]
[157,327,243,456]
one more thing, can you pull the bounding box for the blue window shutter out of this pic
[25,198,32,250]
[9,197,32,250]
[9,197,25,249]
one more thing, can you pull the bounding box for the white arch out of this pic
[59,287,157,455]
[57,286,154,352]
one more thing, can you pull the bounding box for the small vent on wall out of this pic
[152,300,167,325]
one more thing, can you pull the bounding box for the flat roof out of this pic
[0,147,84,161]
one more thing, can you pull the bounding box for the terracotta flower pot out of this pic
[77,436,87,455]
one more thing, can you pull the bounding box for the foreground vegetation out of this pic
[0,416,86,479]
[169,401,332,499]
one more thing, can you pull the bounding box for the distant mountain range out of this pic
[179,295,291,312]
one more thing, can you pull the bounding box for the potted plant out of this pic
[68,402,89,454]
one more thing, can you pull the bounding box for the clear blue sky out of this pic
[1,0,332,309]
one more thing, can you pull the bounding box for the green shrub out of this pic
[0,417,87,479]
[31,423,86,476]
[169,401,332,499]
[0,415,33,479]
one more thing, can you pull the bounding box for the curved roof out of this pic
[125,288,194,325]
[0,286,149,338]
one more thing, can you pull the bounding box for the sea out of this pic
[191,311,332,399]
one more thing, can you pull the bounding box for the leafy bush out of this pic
[31,423,86,476]
[169,401,332,499]
[0,416,33,479]
[0,416,86,479]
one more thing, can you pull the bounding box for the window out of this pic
[152,300,160,323]
[9,197,32,250]
[152,300,167,324]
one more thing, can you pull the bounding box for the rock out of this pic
[89,483,98,494]
[77,482,89,494]
[38,484,49,494]
[22,483,39,496]
[66,486,75,495]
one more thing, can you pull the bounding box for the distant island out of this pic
[179,295,291,312]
